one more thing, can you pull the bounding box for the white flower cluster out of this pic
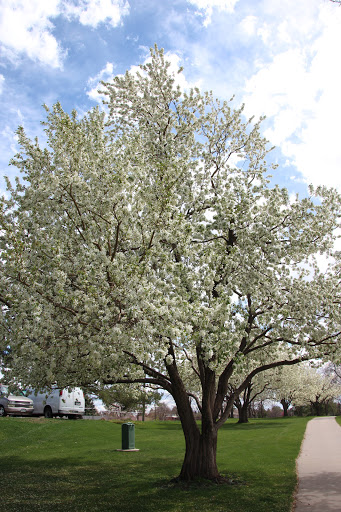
[1,47,341,430]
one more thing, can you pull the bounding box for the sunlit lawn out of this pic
[0,416,311,512]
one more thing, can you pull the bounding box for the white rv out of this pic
[27,387,85,419]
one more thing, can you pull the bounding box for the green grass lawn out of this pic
[336,416,341,427]
[0,416,310,512]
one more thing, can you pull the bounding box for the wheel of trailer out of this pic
[44,406,53,418]
[0,405,6,417]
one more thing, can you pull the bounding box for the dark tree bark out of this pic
[170,364,223,480]
[238,404,249,423]
[179,422,219,480]
[311,399,322,416]
[280,399,290,417]
[235,384,252,424]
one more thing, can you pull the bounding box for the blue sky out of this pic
[1,0,341,198]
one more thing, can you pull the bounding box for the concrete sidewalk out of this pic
[294,416,341,511]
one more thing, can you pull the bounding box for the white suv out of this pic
[0,384,34,417]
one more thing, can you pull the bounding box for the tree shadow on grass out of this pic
[0,454,258,512]
[140,420,286,433]
[136,421,183,430]
[221,420,285,431]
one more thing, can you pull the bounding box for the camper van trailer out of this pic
[27,387,85,419]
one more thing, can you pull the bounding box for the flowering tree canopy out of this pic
[1,46,341,481]
[298,365,341,415]
[231,369,274,423]
[271,363,313,416]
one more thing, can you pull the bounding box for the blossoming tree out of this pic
[271,363,312,416]
[232,370,274,423]
[299,366,341,416]
[1,46,341,481]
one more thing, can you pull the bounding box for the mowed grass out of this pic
[0,416,310,512]
[336,416,341,427]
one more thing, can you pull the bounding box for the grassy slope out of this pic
[0,417,310,512]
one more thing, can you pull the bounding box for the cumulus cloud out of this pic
[0,75,4,95]
[238,15,258,37]
[0,0,130,68]
[0,0,64,68]
[241,0,341,190]
[62,0,130,28]
[187,0,239,26]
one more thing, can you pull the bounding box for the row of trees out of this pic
[1,46,341,482]
[227,362,341,422]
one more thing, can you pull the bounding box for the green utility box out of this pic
[121,422,135,450]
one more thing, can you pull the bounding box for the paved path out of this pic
[294,416,341,511]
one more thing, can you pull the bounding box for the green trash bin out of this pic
[122,422,135,450]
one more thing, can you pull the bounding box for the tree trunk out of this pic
[235,397,248,423]
[238,404,249,424]
[166,347,223,481]
[281,399,289,417]
[324,402,328,415]
[295,405,303,417]
[258,400,266,418]
[311,399,322,416]
[236,385,251,423]
[179,425,220,481]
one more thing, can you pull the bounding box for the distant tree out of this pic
[152,402,173,420]
[271,363,341,416]
[271,364,308,417]
[266,405,283,418]
[305,370,341,416]
[323,362,341,384]
[98,384,161,421]
[232,371,273,423]
[84,393,98,416]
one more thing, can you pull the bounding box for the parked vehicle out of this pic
[0,384,34,417]
[26,387,85,419]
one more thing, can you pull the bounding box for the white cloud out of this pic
[239,15,258,37]
[242,0,341,190]
[0,0,64,68]
[187,0,239,26]
[0,0,130,68]
[243,48,318,144]
[0,75,4,94]
[62,0,130,28]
